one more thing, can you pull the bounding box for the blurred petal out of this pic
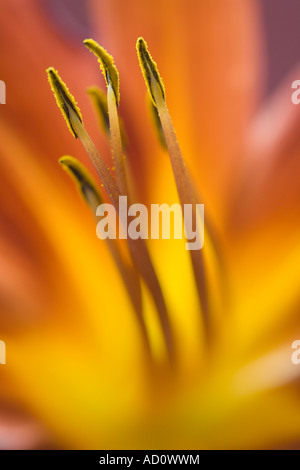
[233,66,300,228]
[0,408,55,450]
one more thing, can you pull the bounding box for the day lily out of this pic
[1,0,300,449]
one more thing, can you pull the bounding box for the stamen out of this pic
[47,61,175,365]
[84,40,175,360]
[129,238,175,363]
[87,87,110,135]
[59,156,103,212]
[59,156,152,361]
[137,38,210,333]
[136,38,165,108]
[84,39,127,197]
[88,86,128,149]
[47,67,120,207]
[83,39,120,106]
[46,67,83,138]
[107,83,128,195]
[148,97,167,149]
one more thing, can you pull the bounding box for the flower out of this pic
[1,0,300,450]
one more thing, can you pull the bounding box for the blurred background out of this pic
[38,0,300,93]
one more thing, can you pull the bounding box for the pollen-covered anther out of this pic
[46,67,83,138]
[84,39,120,106]
[136,37,165,108]
[136,37,210,332]
[84,39,127,195]
[87,86,110,134]
[59,156,102,211]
